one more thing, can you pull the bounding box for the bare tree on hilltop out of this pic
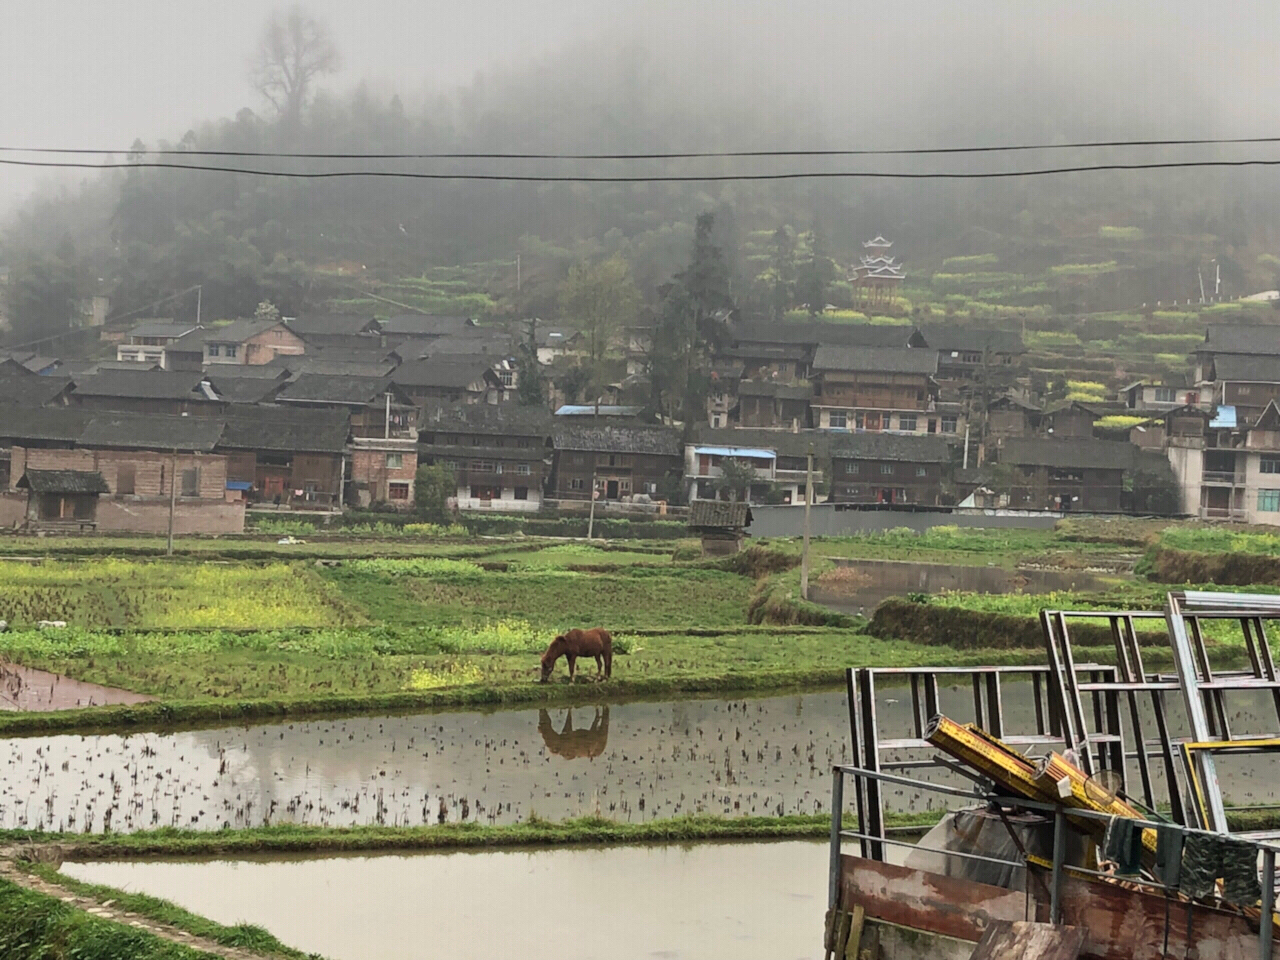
[250,5,341,131]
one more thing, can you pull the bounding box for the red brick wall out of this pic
[0,492,25,529]
[350,447,417,506]
[12,446,227,499]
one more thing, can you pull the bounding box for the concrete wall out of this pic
[96,498,244,534]
[748,503,1061,538]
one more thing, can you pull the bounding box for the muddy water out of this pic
[0,693,850,832]
[809,558,1116,613]
[11,681,1280,833]
[64,840,829,960]
[0,665,150,712]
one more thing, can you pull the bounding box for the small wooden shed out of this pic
[17,469,109,530]
[687,500,752,556]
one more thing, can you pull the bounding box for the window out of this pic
[573,454,586,465]
[1154,387,1178,403]
[1239,385,1253,396]
[181,467,200,497]
[940,416,958,434]
[916,467,927,477]
[1262,457,1280,475]
[386,453,403,469]
[515,463,532,475]
[570,478,584,490]
[514,486,529,500]
[1260,490,1280,512]
[711,415,722,428]
[304,482,317,501]
[470,460,495,472]
[116,463,136,495]
[880,464,894,475]
[225,345,238,359]
[207,344,220,357]
[388,482,410,500]
[845,462,859,476]
[898,414,917,432]
[829,411,848,429]
[500,370,515,387]
[961,351,982,364]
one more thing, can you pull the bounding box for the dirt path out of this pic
[0,852,280,959]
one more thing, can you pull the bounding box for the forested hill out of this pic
[5,30,1280,340]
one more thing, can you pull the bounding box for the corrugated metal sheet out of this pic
[692,446,776,459]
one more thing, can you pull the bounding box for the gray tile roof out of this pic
[284,313,378,337]
[125,320,198,340]
[1211,354,1280,384]
[829,432,950,463]
[219,406,349,454]
[552,424,682,457]
[277,374,402,405]
[688,500,751,529]
[922,326,1026,355]
[420,402,554,437]
[729,319,921,349]
[379,314,477,337]
[0,373,73,407]
[691,426,831,459]
[201,319,287,344]
[205,377,286,404]
[0,407,92,442]
[18,469,109,495]
[999,437,1137,470]
[811,345,939,375]
[1201,324,1280,357]
[391,357,497,390]
[71,370,216,401]
[78,414,225,452]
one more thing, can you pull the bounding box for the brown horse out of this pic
[539,627,613,683]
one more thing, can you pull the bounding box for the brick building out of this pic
[1,409,242,533]
[827,433,950,505]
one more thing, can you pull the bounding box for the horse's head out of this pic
[539,635,565,683]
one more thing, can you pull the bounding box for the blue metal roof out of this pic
[225,480,253,491]
[693,446,776,459]
[554,404,642,416]
[1210,405,1237,429]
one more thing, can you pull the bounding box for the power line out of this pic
[6,155,1280,181]
[4,135,1280,160]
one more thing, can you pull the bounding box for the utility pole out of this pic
[516,254,521,294]
[587,469,599,540]
[195,285,202,326]
[800,445,813,600]
[384,392,391,439]
[167,448,178,556]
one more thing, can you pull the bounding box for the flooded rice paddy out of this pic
[0,664,150,712]
[11,681,1279,833]
[64,840,830,960]
[0,693,852,832]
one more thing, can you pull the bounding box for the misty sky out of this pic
[5,1,1280,208]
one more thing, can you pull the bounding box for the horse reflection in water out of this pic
[537,706,610,759]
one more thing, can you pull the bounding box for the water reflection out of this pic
[537,706,609,759]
